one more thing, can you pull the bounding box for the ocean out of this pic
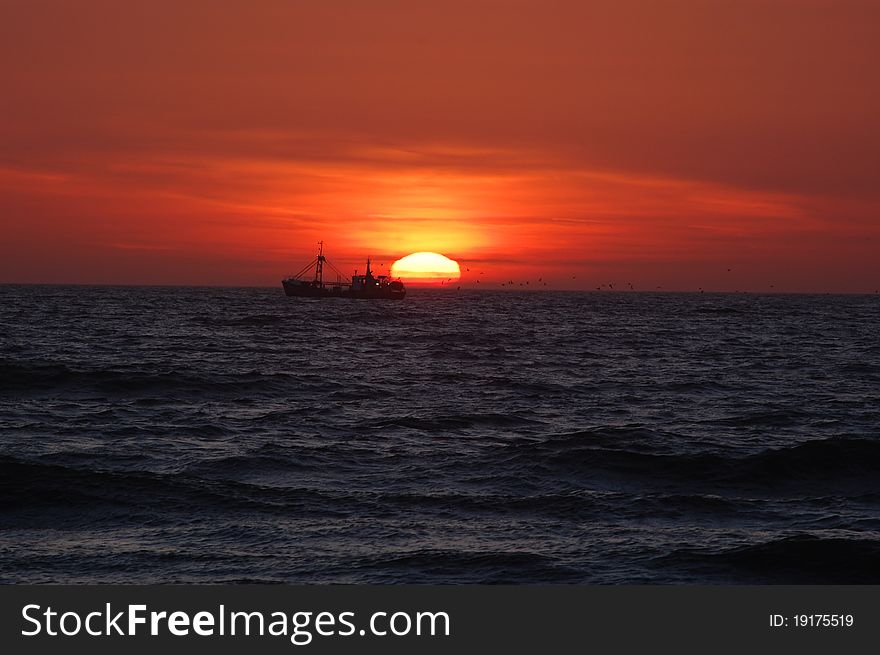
[1,285,878,583]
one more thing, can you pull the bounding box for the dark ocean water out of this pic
[1,285,879,583]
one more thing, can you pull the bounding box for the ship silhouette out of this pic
[282,242,406,299]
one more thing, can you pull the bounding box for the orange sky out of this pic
[2,0,879,291]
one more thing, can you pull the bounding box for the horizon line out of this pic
[1,282,878,296]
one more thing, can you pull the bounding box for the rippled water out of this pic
[1,285,879,583]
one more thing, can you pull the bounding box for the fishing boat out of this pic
[282,242,406,299]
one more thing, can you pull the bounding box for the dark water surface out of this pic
[1,285,879,583]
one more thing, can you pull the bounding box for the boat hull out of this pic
[282,279,405,299]
[282,280,336,298]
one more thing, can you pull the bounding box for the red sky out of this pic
[2,0,879,291]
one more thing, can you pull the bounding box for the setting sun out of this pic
[391,252,461,286]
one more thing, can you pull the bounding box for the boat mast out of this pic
[315,241,325,287]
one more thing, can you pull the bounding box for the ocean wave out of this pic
[712,409,810,428]
[373,412,543,431]
[693,306,742,315]
[0,456,369,526]
[0,360,346,397]
[661,534,880,583]
[502,434,880,490]
[361,549,581,583]
[194,313,288,327]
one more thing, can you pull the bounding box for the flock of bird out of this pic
[378,261,879,294]
[452,265,648,291]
